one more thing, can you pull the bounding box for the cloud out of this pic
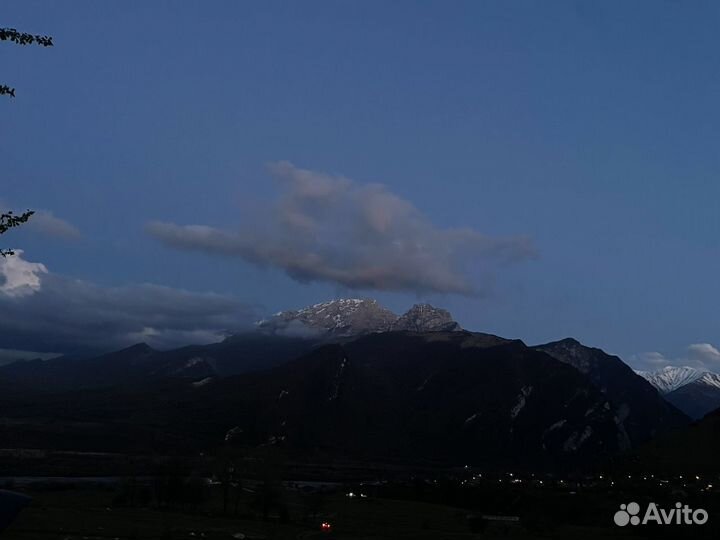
[147,162,536,295]
[259,318,324,339]
[0,251,256,354]
[0,348,61,366]
[631,343,720,371]
[687,343,720,368]
[630,351,670,371]
[1,202,80,240]
[0,250,47,297]
[27,210,81,239]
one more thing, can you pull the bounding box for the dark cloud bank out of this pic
[0,251,255,355]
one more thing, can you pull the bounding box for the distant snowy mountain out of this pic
[256,298,462,338]
[635,366,705,394]
[697,371,720,390]
[636,366,720,419]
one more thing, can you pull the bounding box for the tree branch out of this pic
[0,28,53,47]
[0,210,34,257]
[1,27,53,98]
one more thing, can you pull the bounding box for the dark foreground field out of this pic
[6,471,717,540]
[2,485,487,539]
[2,487,627,540]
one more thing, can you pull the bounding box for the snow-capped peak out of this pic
[697,371,720,390]
[635,366,705,394]
[255,298,462,338]
[256,298,397,337]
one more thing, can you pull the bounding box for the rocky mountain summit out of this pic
[391,303,461,332]
[257,298,462,338]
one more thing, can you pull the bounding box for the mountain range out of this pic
[256,299,461,337]
[0,298,696,470]
[636,366,720,419]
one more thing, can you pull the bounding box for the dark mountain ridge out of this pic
[0,334,317,392]
[0,299,463,392]
[665,379,720,420]
[631,406,720,474]
[241,332,627,469]
[0,332,630,470]
[535,338,689,445]
[0,300,694,471]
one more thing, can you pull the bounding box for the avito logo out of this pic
[614,502,708,526]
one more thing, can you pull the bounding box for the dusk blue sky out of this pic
[2,1,720,369]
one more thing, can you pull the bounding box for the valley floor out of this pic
[3,484,664,540]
